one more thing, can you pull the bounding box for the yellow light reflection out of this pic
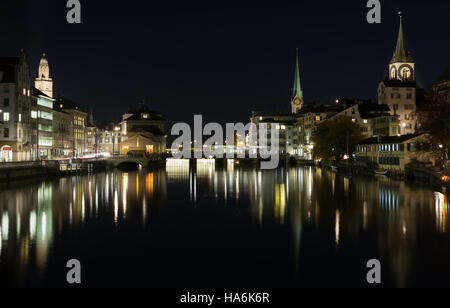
[114,190,119,224]
[335,210,340,247]
[146,172,154,195]
[274,184,286,224]
[122,173,128,219]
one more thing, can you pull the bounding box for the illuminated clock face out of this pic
[400,66,412,79]
[390,67,397,79]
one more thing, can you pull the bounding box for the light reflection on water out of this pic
[0,159,449,287]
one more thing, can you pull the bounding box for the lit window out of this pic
[146,145,154,154]
[31,111,37,119]
[18,114,22,122]
[3,112,10,121]
[363,119,368,124]
[23,88,26,96]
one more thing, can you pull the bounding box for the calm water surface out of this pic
[0,160,449,287]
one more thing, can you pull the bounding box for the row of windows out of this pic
[390,93,413,100]
[99,138,122,144]
[357,144,405,153]
[358,142,426,153]
[74,116,85,127]
[379,156,400,166]
[75,129,84,140]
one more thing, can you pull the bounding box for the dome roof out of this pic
[39,52,48,66]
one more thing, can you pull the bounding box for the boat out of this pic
[374,170,389,176]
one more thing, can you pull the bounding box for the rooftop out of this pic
[357,133,423,145]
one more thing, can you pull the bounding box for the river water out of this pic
[0,160,449,287]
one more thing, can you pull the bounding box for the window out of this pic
[3,98,9,107]
[3,112,10,121]
[3,85,9,93]
[391,93,401,99]
[406,93,413,99]
[4,128,9,138]
[31,111,37,119]
[18,114,22,122]
[146,145,154,154]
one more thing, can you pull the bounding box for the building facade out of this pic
[31,87,55,159]
[55,98,88,157]
[98,122,122,156]
[296,104,342,160]
[53,109,73,158]
[431,69,450,104]
[356,134,439,172]
[249,112,298,156]
[0,50,33,162]
[119,105,166,155]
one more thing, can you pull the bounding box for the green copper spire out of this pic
[292,49,303,100]
[391,15,414,64]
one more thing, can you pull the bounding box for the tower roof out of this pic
[391,15,414,64]
[292,49,303,100]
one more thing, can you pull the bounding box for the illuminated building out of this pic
[0,50,33,161]
[378,16,418,135]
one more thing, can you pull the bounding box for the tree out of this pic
[313,116,364,163]
[420,100,450,170]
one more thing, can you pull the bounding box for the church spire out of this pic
[293,48,303,100]
[391,14,413,64]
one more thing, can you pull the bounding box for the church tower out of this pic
[291,49,304,114]
[389,15,415,81]
[35,52,53,98]
[378,15,417,136]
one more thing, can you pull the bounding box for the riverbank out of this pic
[0,160,108,183]
[294,159,448,192]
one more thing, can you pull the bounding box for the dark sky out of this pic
[1,0,449,126]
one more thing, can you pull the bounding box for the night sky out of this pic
[1,0,449,126]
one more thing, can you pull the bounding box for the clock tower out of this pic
[378,15,417,136]
[389,15,415,81]
[35,52,53,98]
[291,49,304,114]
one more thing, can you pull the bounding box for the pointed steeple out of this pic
[391,15,413,64]
[293,48,303,100]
